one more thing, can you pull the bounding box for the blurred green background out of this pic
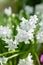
[0,0,43,13]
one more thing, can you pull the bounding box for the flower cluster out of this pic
[0,57,8,65]
[4,39,18,51]
[18,53,34,65]
[0,26,12,39]
[36,19,43,43]
[0,7,42,65]
[15,15,38,44]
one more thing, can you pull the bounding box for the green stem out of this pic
[8,51,26,60]
[0,50,19,56]
[35,52,40,65]
[8,60,12,65]
[8,54,19,60]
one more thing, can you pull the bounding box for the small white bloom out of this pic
[29,15,38,25]
[20,17,31,32]
[24,5,33,14]
[36,31,43,43]
[0,26,12,39]
[20,15,38,32]
[39,19,43,26]
[4,7,12,16]
[4,39,18,51]
[18,59,26,65]
[18,53,34,65]
[15,28,32,44]
[0,57,8,65]
[35,4,43,13]
[36,19,43,43]
[27,53,33,64]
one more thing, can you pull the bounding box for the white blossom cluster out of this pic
[0,25,18,51]
[3,15,38,51]
[18,53,34,65]
[0,26,12,39]
[0,25,17,51]
[36,19,43,43]
[0,57,8,65]
[0,6,42,65]
[15,15,38,44]
[0,15,38,52]
[0,7,17,51]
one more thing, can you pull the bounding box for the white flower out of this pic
[15,28,33,44]
[35,4,43,13]
[20,17,32,32]
[20,15,38,32]
[0,26,12,39]
[18,59,26,65]
[36,31,43,43]
[29,15,38,24]
[4,7,12,16]
[4,39,18,51]
[18,53,34,65]
[27,53,33,65]
[15,15,38,44]
[36,19,43,43]
[0,57,8,65]
[24,6,33,14]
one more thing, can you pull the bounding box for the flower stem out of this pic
[8,54,19,60]
[8,51,26,60]
[0,50,19,56]
[35,52,41,65]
